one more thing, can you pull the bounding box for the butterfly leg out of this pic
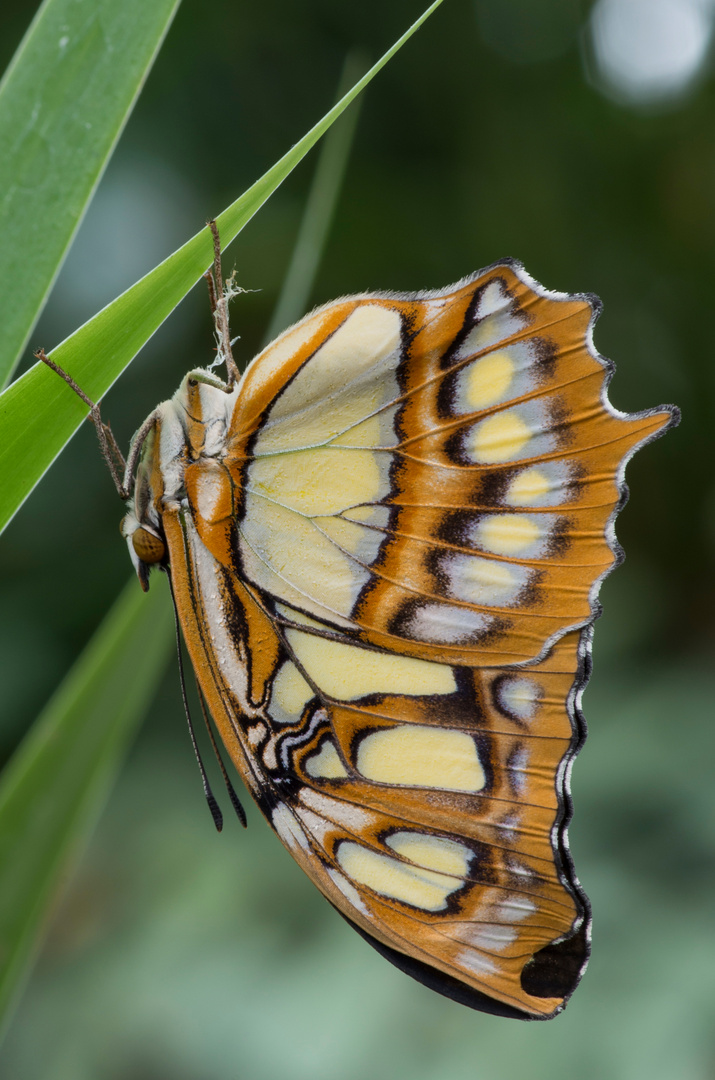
[205,219,241,391]
[36,349,129,499]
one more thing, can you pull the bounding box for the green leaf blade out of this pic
[0,0,444,536]
[0,576,174,1038]
[0,0,182,389]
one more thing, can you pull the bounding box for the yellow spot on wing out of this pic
[356,724,485,791]
[304,740,348,779]
[462,350,514,409]
[286,630,456,701]
[337,839,466,911]
[272,661,314,718]
[469,410,531,464]
[506,467,552,505]
[386,832,472,878]
[446,554,524,605]
[478,513,542,555]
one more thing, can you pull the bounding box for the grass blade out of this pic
[0,576,174,1039]
[0,0,181,389]
[0,0,444,537]
[264,50,368,344]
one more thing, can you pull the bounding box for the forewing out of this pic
[222,263,674,666]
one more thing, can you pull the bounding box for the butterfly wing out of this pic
[223,263,672,665]
[162,262,676,1019]
[163,505,588,1019]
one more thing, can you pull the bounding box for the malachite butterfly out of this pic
[87,250,678,1019]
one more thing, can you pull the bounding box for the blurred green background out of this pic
[0,0,712,1076]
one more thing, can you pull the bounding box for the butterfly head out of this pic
[120,403,178,591]
[122,514,166,591]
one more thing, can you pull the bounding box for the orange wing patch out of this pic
[124,260,678,1020]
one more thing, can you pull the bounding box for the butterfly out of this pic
[80,244,677,1021]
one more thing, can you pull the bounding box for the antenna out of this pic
[166,570,224,832]
[165,568,247,831]
[196,689,248,828]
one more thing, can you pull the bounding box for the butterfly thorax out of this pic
[121,371,241,589]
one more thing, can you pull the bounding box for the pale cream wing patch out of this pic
[238,303,403,628]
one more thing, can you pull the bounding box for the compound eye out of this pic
[131,527,166,564]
